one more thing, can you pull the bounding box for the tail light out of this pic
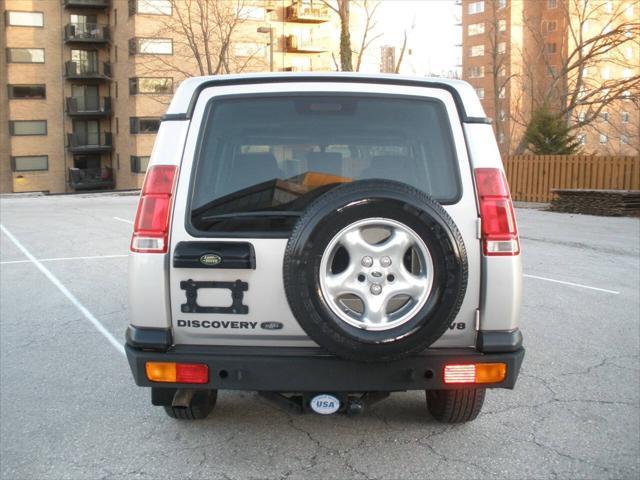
[145,362,209,384]
[130,165,177,253]
[475,168,520,256]
[444,363,507,384]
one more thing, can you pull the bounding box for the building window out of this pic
[131,156,150,174]
[498,20,507,32]
[130,117,161,134]
[546,20,557,32]
[626,4,635,18]
[6,48,44,63]
[578,134,586,145]
[599,134,607,144]
[497,42,506,54]
[499,66,507,76]
[499,132,505,144]
[622,111,630,123]
[468,1,485,14]
[578,112,586,122]
[468,66,485,78]
[499,110,507,121]
[601,111,609,122]
[548,0,557,9]
[129,77,173,94]
[8,84,46,99]
[547,65,558,77]
[624,46,633,60]
[11,155,48,172]
[497,0,507,9]
[475,87,485,99]
[6,11,44,27]
[129,38,172,55]
[468,23,485,36]
[9,120,47,136]
[621,135,629,145]
[238,6,265,20]
[130,0,172,15]
[499,87,506,99]
[546,43,557,54]
[622,90,631,100]
[604,1,613,14]
[470,45,484,57]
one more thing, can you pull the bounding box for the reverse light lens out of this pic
[475,168,520,256]
[444,364,476,384]
[131,165,177,253]
[145,362,209,384]
[443,363,507,384]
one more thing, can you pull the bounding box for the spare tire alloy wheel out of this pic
[284,180,468,362]
[319,218,434,331]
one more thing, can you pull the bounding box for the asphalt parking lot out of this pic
[1,193,638,480]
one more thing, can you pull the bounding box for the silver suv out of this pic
[125,73,524,423]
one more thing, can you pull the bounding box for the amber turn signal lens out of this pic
[475,363,507,384]
[146,362,177,382]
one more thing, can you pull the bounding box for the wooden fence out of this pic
[503,155,640,203]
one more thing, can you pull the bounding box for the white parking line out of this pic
[0,224,126,356]
[523,274,620,295]
[113,217,134,225]
[1,254,128,265]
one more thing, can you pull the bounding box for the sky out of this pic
[357,0,461,77]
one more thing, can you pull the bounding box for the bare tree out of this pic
[323,0,383,72]
[137,0,267,81]
[354,0,383,72]
[515,0,640,153]
[393,30,408,74]
[484,0,517,151]
[322,0,353,71]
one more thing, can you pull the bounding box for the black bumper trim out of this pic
[477,329,523,353]
[126,326,172,351]
[126,344,525,392]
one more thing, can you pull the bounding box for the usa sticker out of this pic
[310,394,340,415]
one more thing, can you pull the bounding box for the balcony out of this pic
[67,132,113,153]
[63,0,110,9]
[285,2,331,23]
[69,167,114,190]
[64,23,111,44]
[66,96,111,118]
[284,35,327,53]
[64,61,111,81]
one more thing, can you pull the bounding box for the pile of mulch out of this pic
[550,189,640,217]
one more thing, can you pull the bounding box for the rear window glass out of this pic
[190,95,460,236]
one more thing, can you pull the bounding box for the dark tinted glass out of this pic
[8,84,46,99]
[190,95,460,236]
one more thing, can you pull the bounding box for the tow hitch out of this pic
[258,391,390,416]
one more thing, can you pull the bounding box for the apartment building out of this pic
[1,0,343,194]
[462,0,639,155]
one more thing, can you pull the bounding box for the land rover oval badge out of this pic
[200,253,222,266]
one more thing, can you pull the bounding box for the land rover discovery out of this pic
[125,73,524,423]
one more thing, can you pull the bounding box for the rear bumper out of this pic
[125,343,525,392]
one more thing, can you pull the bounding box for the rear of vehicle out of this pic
[125,73,523,423]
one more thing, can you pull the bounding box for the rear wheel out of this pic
[163,390,217,420]
[426,388,485,423]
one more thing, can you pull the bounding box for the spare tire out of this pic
[283,180,468,362]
